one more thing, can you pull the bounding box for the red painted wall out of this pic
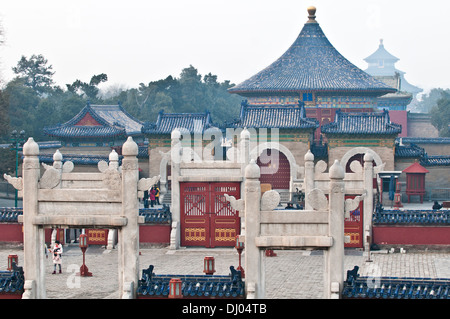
[0,224,23,243]
[389,110,408,137]
[0,223,171,245]
[373,226,450,245]
[139,225,170,243]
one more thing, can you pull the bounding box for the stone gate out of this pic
[4,136,158,299]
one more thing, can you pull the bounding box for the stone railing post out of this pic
[240,128,250,234]
[304,150,315,210]
[363,153,374,252]
[22,138,46,299]
[324,160,345,299]
[244,160,264,299]
[169,129,181,249]
[240,128,250,172]
[119,137,139,298]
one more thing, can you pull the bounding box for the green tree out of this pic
[0,89,9,140]
[66,73,108,101]
[12,54,55,95]
[416,88,450,113]
[430,91,450,137]
[4,77,40,137]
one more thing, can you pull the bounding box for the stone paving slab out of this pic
[0,244,449,299]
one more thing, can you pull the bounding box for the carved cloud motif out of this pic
[224,194,245,212]
[260,190,280,211]
[137,175,161,198]
[3,174,23,191]
[344,192,366,219]
[307,188,328,211]
[38,164,61,189]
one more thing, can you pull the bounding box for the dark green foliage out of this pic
[0,56,241,143]
[430,91,450,137]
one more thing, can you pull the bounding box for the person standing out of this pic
[51,240,63,274]
[155,186,160,205]
[143,189,149,208]
[149,186,157,208]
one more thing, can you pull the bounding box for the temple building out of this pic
[42,102,149,174]
[141,110,215,195]
[228,6,396,144]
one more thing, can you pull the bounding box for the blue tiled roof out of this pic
[142,111,214,135]
[38,153,117,165]
[420,155,450,167]
[228,10,395,96]
[395,143,425,158]
[0,207,23,223]
[394,139,450,166]
[0,265,24,295]
[44,103,143,138]
[137,265,245,298]
[139,206,171,224]
[321,110,402,135]
[373,209,449,225]
[400,137,450,144]
[343,267,450,299]
[230,102,319,129]
[37,141,62,149]
[138,145,148,158]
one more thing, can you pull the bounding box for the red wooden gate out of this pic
[344,195,363,248]
[180,182,240,247]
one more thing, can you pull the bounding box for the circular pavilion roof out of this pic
[228,7,396,96]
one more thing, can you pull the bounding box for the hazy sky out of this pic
[1,0,449,95]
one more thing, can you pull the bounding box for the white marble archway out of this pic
[249,142,298,191]
[340,147,383,170]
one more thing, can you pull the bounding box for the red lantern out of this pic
[7,254,18,271]
[235,236,245,278]
[203,256,215,275]
[77,233,92,277]
[169,278,183,299]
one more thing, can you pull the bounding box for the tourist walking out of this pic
[50,240,63,274]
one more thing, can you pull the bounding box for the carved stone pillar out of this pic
[119,137,139,298]
[363,153,374,252]
[22,138,45,298]
[324,160,345,299]
[244,160,265,299]
[304,150,315,210]
[169,129,181,249]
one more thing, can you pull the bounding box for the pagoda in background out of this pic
[364,39,423,103]
[364,39,424,137]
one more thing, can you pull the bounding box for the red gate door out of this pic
[257,149,290,189]
[344,195,363,248]
[180,182,240,248]
[210,183,240,247]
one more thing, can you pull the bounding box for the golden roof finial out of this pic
[307,6,317,23]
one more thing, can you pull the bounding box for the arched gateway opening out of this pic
[257,149,290,190]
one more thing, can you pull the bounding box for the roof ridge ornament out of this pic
[307,6,317,23]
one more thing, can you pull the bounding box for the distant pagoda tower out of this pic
[228,6,396,142]
[364,39,423,110]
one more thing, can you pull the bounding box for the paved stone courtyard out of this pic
[1,244,449,299]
